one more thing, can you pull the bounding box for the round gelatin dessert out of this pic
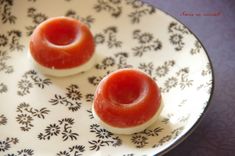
[92,68,164,134]
[29,16,95,77]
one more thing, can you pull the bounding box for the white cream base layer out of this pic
[92,99,164,135]
[28,50,96,77]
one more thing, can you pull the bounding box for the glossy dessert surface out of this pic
[29,16,95,73]
[92,69,163,134]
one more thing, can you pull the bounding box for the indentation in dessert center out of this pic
[108,75,143,104]
[45,20,78,46]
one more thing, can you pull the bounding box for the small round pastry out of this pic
[92,68,163,134]
[29,16,95,77]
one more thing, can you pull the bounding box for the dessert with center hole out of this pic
[92,68,163,134]
[29,16,95,77]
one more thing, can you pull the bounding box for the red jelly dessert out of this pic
[29,16,95,77]
[92,68,163,134]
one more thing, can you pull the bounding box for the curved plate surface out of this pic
[0,0,213,155]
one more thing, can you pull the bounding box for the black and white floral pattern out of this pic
[132,29,162,57]
[5,149,34,156]
[88,124,122,151]
[94,0,155,23]
[202,63,212,76]
[85,93,94,103]
[0,0,213,155]
[94,0,122,18]
[131,127,163,148]
[26,7,48,36]
[38,118,79,141]
[153,126,184,148]
[8,30,24,51]
[0,35,8,47]
[16,102,50,131]
[0,137,18,152]
[125,0,155,24]
[49,84,82,112]
[168,22,190,51]
[194,63,212,95]
[159,67,193,92]
[191,40,202,55]
[57,145,85,156]
[0,50,13,74]
[95,57,115,70]
[65,10,95,28]
[0,82,8,93]
[0,114,7,125]
[0,30,24,51]
[88,75,105,86]
[138,60,175,78]
[161,113,174,124]
[161,113,190,125]
[114,52,133,69]
[95,52,132,71]
[0,30,24,75]
[17,70,52,96]
[86,109,94,119]
[95,26,122,48]
[155,60,175,77]
[0,0,17,24]
[88,52,133,86]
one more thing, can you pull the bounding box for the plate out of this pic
[0,0,213,155]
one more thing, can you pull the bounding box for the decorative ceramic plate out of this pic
[0,0,213,155]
